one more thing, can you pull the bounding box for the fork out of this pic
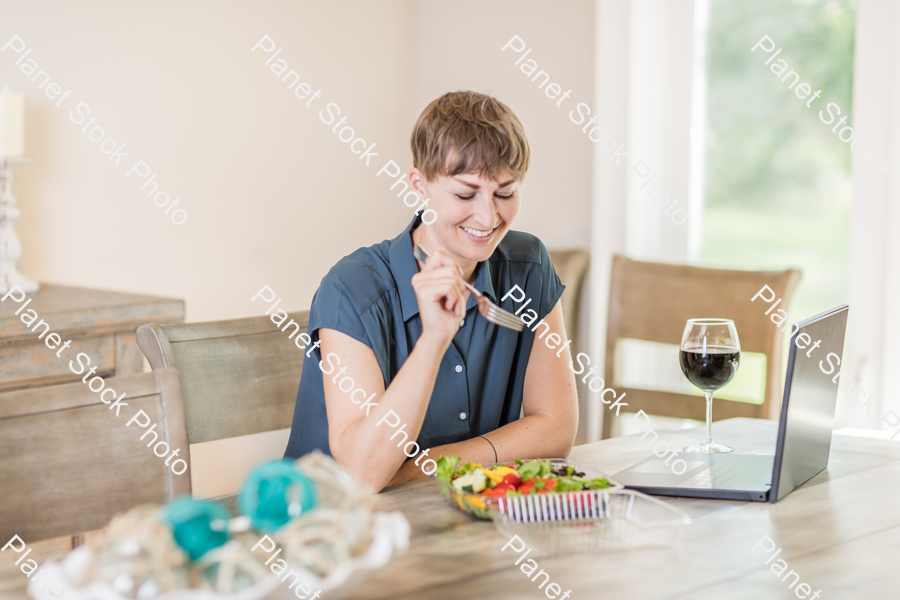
[413,244,524,331]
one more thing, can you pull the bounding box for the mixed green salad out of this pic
[436,456,613,498]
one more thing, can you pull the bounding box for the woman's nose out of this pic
[471,195,498,228]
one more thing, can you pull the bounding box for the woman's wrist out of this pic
[416,331,452,355]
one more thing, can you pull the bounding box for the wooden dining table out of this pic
[2,417,898,600]
[350,418,900,600]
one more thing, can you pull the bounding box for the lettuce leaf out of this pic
[436,456,461,482]
[516,460,541,480]
[555,477,585,493]
[584,477,612,490]
[457,461,478,476]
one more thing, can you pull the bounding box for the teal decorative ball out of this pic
[239,460,317,532]
[160,496,230,561]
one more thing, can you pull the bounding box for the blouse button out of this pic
[460,412,467,420]
[455,365,463,373]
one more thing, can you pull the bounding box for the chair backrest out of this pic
[548,249,591,339]
[603,255,801,438]
[0,369,190,543]
[136,312,309,444]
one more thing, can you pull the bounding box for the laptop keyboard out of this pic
[680,455,774,489]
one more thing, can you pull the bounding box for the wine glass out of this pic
[680,318,741,453]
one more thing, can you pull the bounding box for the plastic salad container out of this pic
[490,488,693,555]
[436,458,623,520]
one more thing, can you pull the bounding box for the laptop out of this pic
[612,305,849,503]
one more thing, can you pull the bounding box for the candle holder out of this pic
[0,156,38,294]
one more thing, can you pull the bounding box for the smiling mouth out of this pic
[461,225,499,238]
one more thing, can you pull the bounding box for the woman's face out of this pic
[411,167,521,268]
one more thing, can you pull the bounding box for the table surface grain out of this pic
[2,418,897,600]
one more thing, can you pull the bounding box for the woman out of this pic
[284,90,578,491]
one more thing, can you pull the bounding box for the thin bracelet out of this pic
[479,435,498,464]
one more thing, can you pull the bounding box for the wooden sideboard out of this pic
[0,284,184,392]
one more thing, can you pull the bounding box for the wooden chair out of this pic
[135,312,309,444]
[548,250,591,340]
[0,369,191,543]
[602,255,801,439]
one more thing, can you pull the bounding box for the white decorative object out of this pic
[0,156,38,294]
[28,512,410,600]
[0,85,24,157]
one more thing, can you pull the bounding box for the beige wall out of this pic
[415,0,595,250]
[3,0,417,324]
[2,0,594,495]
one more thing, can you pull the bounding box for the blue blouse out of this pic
[284,215,565,459]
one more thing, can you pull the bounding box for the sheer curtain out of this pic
[589,0,701,441]
[844,0,900,430]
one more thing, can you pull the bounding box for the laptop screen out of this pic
[771,305,849,502]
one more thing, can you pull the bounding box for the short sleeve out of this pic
[307,271,374,357]
[537,241,566,317]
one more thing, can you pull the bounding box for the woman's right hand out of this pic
[411,246,468,348]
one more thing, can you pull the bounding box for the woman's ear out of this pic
[408,167,428,197]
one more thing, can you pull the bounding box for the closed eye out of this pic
[454,192,516,200]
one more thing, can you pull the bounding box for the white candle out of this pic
[0,85,24,157]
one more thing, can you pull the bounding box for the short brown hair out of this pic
[411,90,530,182]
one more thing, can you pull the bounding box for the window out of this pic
[697,0,857,405]
[701,0,856,320]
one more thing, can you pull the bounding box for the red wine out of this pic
[680,346,740,391]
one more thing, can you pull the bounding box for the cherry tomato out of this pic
[502,473,522,488]
[519,477,557,494]
[482,483,515,496]
[518,477,537,494]
[537,478,557,494]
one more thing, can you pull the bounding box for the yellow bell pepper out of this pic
[468,496,487,510]
[492,466,517,477]
[480,467,504,485]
